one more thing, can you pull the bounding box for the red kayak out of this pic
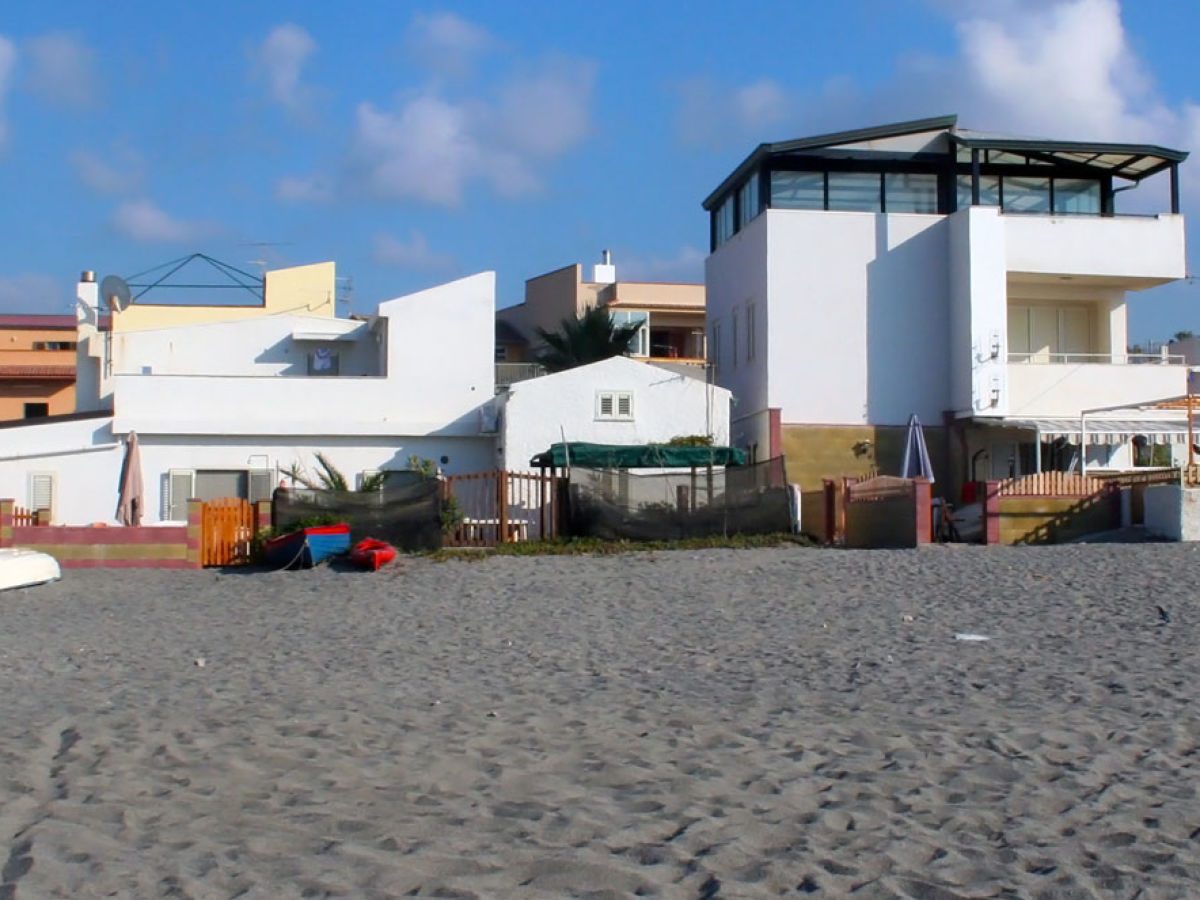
[349,538,397,571]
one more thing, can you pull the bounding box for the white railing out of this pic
[1008,352,1184,365]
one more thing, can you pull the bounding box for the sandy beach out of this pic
[1,544,1198,899]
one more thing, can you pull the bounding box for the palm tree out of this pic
[535,305,642,373]
[284,452,388,492]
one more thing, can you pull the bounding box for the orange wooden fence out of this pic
[12,505,37,527]
[201,498,255,566]
[997,472,1105,497]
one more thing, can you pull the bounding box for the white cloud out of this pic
[618,246,706,283]
[345,58,593,206]
[0,273,63,314]
[0,35,16,147]
[405,12,496,77]
[254,23,317,114]
[70,148,144,194]
[25,32,95,108]
[275,173,333,203]
[111,199,215,244]
[676,0,1197,154]
[372,230,454,270]
[674,77,793,147]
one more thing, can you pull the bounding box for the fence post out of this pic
[497,469,509,543]
[186,499,204,568]
[913,477,932,545]
[983,480,1001,545]
[0,499,12,548]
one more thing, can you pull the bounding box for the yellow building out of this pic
[111,260,336,332]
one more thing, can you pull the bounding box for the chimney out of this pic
[592,249,616,284]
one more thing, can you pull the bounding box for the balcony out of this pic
[1006,353,1187,419]
[1004,214,1186,286]
[495,362,547,389]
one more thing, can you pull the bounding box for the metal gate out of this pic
[201,497,255,566]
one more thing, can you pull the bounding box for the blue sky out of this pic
[0,0,1196,343]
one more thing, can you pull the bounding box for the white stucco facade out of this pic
[4,272,499,524]
[495,356,731,472]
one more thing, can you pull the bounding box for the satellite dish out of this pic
[100,275,132,312]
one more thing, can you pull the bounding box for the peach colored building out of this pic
[496,257,706,373]
[0,314,102,421]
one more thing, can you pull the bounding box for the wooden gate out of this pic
[201,498,255,566]
[442,471,561,547]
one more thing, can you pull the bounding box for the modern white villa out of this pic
[702,114,1190,489]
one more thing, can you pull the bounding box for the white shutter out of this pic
[617,393,632,418]
[167,469,194,521]
[599,393,614,417]
[29,473,55,516]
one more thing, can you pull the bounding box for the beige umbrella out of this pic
[116,430,145,526]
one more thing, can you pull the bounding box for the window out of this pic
[730,308,739,370]
[611,310,649,357]
[32,341,76,350]
[770,171,824,209]
[29,472,55,516]
[884,173,938,213]
[1002,176,1051,213]
[746,302,756,362]
[828,172,882,212]
[23,402,49,418]
[495,345,508,362]
[739,172,761,226]
[1053,179,1101,214]
[163,468,274,521]
[957,175,1001,209]
[596,390,634,421]
[1008,305,1093,362]
[714,197,735,245]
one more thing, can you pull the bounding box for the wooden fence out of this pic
[200,498,256,566]
[11,505,39,527]
[997,472,1104,497]
[442,470,561,547]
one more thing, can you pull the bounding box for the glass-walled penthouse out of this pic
[704,115,1187,251]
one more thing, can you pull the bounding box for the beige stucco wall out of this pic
[781,423,949,492]
[112,262,336,333]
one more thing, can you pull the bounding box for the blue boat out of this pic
[262,523,351,569]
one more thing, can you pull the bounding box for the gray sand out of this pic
[1,544,1198,898]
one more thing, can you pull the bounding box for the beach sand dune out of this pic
[1,544,1198,898]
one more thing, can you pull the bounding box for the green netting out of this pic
[530,442,747,469]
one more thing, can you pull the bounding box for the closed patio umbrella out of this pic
[116,430,145,525]
[900,414,935,482]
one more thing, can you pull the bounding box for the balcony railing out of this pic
[1008,352,1184,365]
[496,362,547,388]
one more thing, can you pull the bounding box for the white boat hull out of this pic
[0,548,62,591]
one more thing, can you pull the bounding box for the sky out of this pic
[0,0,1197,343]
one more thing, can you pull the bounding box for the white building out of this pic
[702,114,1190,489]
[1,270,498,524]
[492,355,731,472]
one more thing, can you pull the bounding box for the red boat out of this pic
[349,538,397,571]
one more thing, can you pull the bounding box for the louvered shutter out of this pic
[249,469,274,503]
[167,469,194,521]
[30,473,54,516]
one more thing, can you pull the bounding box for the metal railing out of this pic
[495,362,547,387]
[1008,352,1184,365]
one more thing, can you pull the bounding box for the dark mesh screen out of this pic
[565,457,791,540]
[272,471,442,551]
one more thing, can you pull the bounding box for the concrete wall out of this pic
[705,211,769,423]
[1004,214,1186,284]
[780,423,949,491]
[760,209,950,426]
[994,492,1120,544]
[497,356,731,472]
[1145,485,1200,541]
[111,315,376,377]
[112,262,336,333]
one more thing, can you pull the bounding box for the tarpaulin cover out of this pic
[531,442,747,469]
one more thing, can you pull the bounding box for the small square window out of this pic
[596,390,634,421]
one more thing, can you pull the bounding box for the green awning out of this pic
[530,442,746,468]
